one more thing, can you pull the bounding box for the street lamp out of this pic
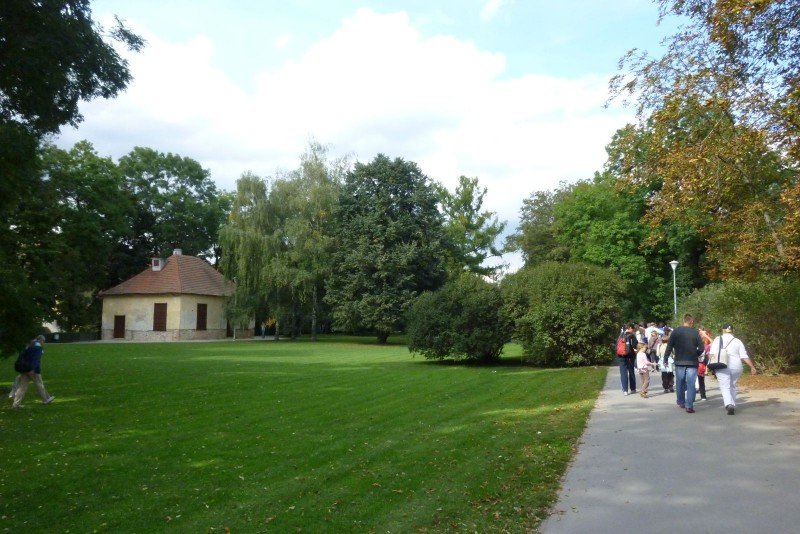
[669,260,679,322]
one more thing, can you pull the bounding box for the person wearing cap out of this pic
[663,313,705,413]
[708,324,757,415]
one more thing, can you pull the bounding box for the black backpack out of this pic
[14,348,32,373]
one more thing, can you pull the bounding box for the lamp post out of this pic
[669,261,679,321]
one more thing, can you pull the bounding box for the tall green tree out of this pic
[275,143,346,339]
[28,142,132,330]
[115,147,230,282]
[439,176,506,279]
[0,1,142,355]
[326,155,447,343]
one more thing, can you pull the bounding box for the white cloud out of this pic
[58,8,633,273]
[480,0,509,22]
[273,32,291,49]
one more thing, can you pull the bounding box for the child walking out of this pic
[657,333,674,392]
[636,343,657,397]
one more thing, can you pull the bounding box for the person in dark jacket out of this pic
[618,324,638,395]
[663,314,704,413]
[11,335,54,408]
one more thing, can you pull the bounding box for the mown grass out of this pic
[0,337,606,532]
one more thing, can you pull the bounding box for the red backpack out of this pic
[615,335,628,356]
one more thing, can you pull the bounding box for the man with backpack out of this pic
[616,324,638,395]
[11,335,54,408]
[663,314,705,413]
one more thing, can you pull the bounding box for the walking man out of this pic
[663,314,704,413]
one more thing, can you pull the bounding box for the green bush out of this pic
[680,275,800,374]
[407,273,511,362]
[501,262,625,367]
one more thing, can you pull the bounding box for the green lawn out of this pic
[0,337,606,533]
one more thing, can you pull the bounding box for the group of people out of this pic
[8,334,54,409]
[617,314,757,415]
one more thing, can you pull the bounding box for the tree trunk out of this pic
[376,330,389,344]
[311,283,318,342]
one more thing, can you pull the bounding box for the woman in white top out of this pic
[708,324,757,415]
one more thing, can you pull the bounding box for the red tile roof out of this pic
[100,254,234,297]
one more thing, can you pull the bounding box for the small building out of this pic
[99,249,242,341]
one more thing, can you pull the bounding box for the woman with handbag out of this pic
[708,324,757,415]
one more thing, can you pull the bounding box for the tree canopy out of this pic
[325,155,447,343]
[0,0,144,135]
[0,1,143,355]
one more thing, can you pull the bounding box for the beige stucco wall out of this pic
[101,294,230,341]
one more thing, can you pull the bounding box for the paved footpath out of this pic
[540,366,800,534]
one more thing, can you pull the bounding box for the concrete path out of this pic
[540,366,800,534]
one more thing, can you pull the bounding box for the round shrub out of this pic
[501,262,625,367]
[407,273,511,362]
[680,275,800,374]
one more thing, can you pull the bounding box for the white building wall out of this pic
[101,294,233,341]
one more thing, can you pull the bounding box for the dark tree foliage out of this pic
[115,147,230,283]
[407,273,511,363]
[325,155,447,344]
[31,142,133,330]
[0,0,144,134]
[0,1,142,355]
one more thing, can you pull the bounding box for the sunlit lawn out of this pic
[0,337,606,532]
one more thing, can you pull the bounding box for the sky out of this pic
[57,1,682,272]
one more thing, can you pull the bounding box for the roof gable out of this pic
[100,254,234,297]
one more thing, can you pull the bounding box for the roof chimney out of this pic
[173,248,182,256]
[151,258,164,272]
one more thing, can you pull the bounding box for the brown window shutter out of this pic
[197,303,207,331]
[153,303,167,331]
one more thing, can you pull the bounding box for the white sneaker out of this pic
[624,391,629,396]
[43,396,55,405]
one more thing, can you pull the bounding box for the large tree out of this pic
[22,142,133,330]
[0,1,142,355]
[274,143,345,339]
[325,155,447,343]
[115,147,230,282]
[611,0,799,276]
[220,143,346,339]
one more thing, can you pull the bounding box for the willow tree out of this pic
[219,173,273,333]
[277,143,346,339]
[219,143,345,339]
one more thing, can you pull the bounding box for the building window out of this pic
[153,303,167,331]
[197,303,207,331]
